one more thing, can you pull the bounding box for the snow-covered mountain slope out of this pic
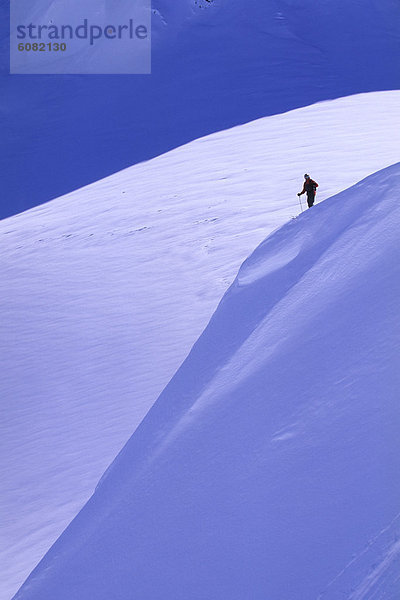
[1,91,400,600]
[13,161,400,600]
[1,0,400,217]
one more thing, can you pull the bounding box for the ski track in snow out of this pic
[318,512,400,599]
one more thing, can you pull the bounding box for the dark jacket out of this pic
[301,178,318,195]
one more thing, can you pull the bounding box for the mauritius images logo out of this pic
[10,0,151,74]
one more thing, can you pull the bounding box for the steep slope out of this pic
[1,0,400,216]
[1,91,400,600]
[13,163,400,600]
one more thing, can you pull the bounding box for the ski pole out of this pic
[298,194,303,213]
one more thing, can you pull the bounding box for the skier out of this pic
[298,174,318,208]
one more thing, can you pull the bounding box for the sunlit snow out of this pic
[1,91,400,599]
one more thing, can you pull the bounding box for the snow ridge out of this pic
[2,91,400,600]
[13,163,400,600]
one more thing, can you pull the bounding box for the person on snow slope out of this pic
[298,174,318,207]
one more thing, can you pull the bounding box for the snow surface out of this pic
[13,162,400,600]
[1,91,400,600]
[1,0,400,216]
